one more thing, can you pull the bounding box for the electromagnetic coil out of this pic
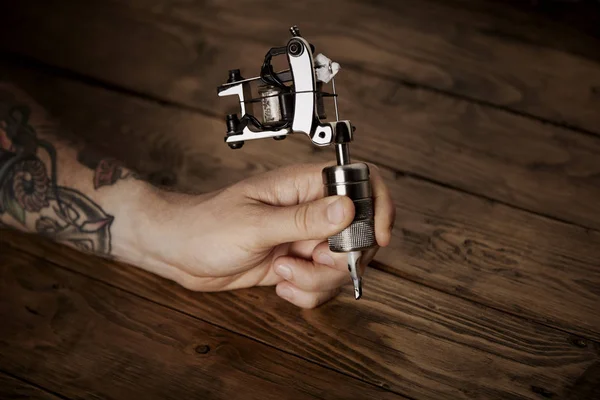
[258,85,283,125]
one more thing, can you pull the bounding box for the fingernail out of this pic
[277,286,293,300]
[315,251,335,266]
[275,264,292,280]
[327,198,345,225]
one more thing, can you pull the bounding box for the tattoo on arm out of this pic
[77,145,138,189]
[0,89,113,255]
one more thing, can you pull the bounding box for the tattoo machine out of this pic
[217,26,376,299]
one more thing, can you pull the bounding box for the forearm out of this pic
[0,83,166,266]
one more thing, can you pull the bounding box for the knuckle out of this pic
[239,205,267,244]
[305,270,320,291]
[366,161,380,171]
[294,205,311,234]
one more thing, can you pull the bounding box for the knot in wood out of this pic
[195,344,210,354]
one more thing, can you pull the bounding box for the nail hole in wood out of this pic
[195,345,210,354]
[531,385,553,398]
[569,336,587,348]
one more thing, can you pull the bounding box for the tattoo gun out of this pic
[216,26,376,299]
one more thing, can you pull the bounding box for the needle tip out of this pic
[353,278,362,300]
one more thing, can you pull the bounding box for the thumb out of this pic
[263,195,355,245]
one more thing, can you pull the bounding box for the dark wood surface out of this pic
[2,0,600,232]
[2,0,600,134]
[0,246,406,400]
[0,374,62,400]
[4,64,600,341]
[1,0,600,399]
[4,231,600,400]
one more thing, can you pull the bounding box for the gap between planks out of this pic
[3,58,600,341]
[0,239,414,399]
[342,61,600,141]
[0,370,69,400]
[0,247,408,400]
[3,229,598,400]
[368,257,599,346]
[7,229,598,357]
[1,50,598,235]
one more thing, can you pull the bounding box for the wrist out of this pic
[103,178,158,265]
[114,180,211,272]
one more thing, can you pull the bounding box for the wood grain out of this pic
[5,64,600,340]
[3,0,600,133]
[565,361,600,399]
[1,0,600,231]
[0,373,63,400]
[484,0,600,50]
[4,230,599,400]
[0,247,405,400]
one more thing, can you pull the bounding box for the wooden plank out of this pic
[4,64,600,340]
[4,230,599,400]
[2,0,600,134]
[2,0,600,231]
[0,247,404,400]
[419,0,600,70]
[565,361,600,400]
[484,0,600,49]
[0,373,63,400]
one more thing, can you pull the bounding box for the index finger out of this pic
[244,161,395,246]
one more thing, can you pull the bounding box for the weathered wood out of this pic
[487,0,600,49]
[0,374,63,400]
[565,361,600,400]
[3,0,600,133]
[2,0,600,232]
[0,247,405,400]
[5,64,600,340]
[4,230,599,400]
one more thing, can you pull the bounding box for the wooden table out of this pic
[1,1,599,398]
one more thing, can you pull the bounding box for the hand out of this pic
[142,162,395,308]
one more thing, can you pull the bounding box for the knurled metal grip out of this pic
[323,163,377,252]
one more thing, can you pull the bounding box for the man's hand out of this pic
[0,84,394,309]
[143,163,396,308]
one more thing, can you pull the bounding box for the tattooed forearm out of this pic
[77,145,138,189]
[0,89,114,255]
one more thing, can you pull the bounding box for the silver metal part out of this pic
[323,164,372,198]
[258,85,283,125]
[312,125,334,145]
[218,35,335,146]
[332,77,340,121]
[332,77,350,165]
[347,251,362,300]
[325,78,373,299]
[288,37,316,134]
[336,144,350,165]
[329,199,376,251]
[323,164,377,253]
[226,125,291,142]
[316,82,327,120]
[218,81,253,118]
[217,26,374,298]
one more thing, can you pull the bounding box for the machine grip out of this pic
[322,163,378,253]
[328,197,376,252]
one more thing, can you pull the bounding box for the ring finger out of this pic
[276,281,341,309]
[273,255,350,292]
